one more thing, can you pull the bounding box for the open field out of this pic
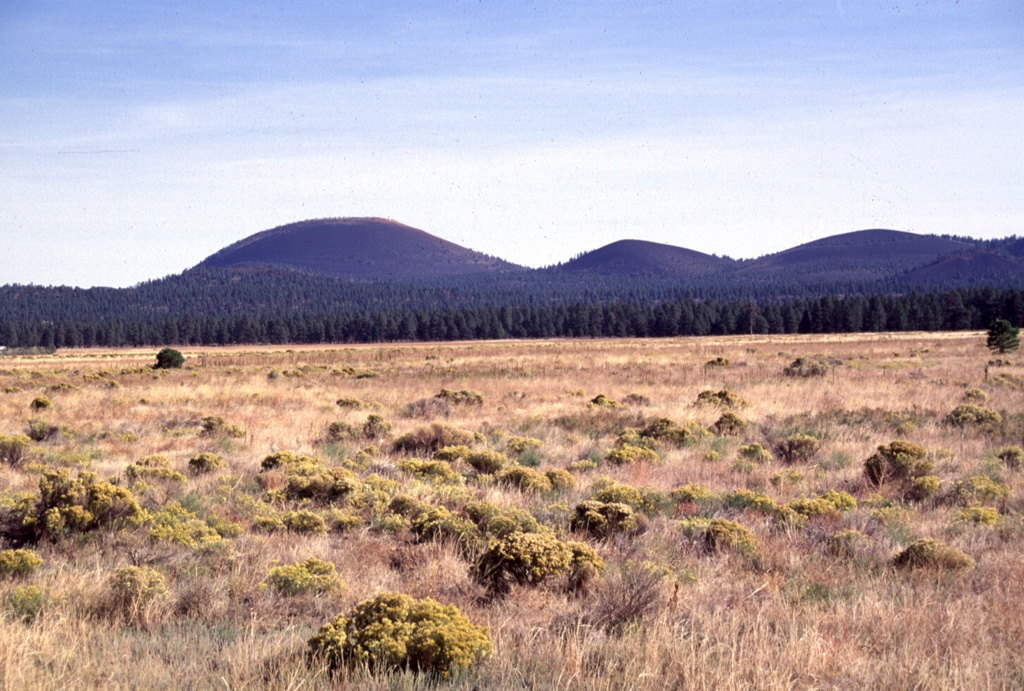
[1,332,1023,689]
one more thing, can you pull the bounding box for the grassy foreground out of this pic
[1,333,1023,689]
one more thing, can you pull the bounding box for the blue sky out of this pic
[1,1,1021,287]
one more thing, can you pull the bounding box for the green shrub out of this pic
[307,592,493,678]
[154,347,185,370]
[956,505,1002,525]
[188,452,224,474]
[473,531,604,595]
[28,469,144,541]
[893,539,973,570]
[435,388,485,406]
[266,557,342,596]
[907,475,942,501]
[0,548,43,578]
[996,445,1024,469]
[126,455,185,483]
[148,504,223,547]
[787,491,856,519]
[281,510,329,535]
[946,404,1001,429]
[6,585,49,622]
[775,434,821,464]
[0,433,30,466]
[110,565,168,613]
[964,388,989,404]
[638,418,707,446]
[568,458,598,473]
[410,507,481,553]
[951,475,1010,505]
[713,412,747,436]
[864,441,933,487]
[783,358,830,377]
[362,414,392,440]
[680,517,760,558]
[465,449,510,474]
[335,397,367,409]
[396,459,464,485]
[604,444,659,465]
[589,394,622,409]
[464,501,541,538]
[393,423,478,455]
[325,421,357,442]
[261,450,322,472]
[507,436,543,455]
[30,396,53,411]
[670,483,718,504]
[696,389,746,408]
[388,495,432,520]
[593,478,669,516]
[570,500,638,538]
[705,356,730,367]
[283,467,362,503]
[433,445,472,462]
[545,468,576,491]
[496,465,552,493]
[200,416,245,438]
[770,469,805,487]
[27,418,59,442]
[826,529,869,557]
[738,443,771,462]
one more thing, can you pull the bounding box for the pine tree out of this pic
[987,319,1020,354]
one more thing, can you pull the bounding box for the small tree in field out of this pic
[987,319,1020,354]
[154,347,185,369]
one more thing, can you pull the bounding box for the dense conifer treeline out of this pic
[2,287,1021,348]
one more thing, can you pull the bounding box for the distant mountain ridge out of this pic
[194,218,1024,287]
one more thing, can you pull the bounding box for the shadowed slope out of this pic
[196,217,524,280]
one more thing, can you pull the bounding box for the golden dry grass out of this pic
[1,331,1023,689]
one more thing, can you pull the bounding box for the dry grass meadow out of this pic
[1,332,1023,689]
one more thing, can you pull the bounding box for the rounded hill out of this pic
[196,218,523,280]
[553,239,734,276]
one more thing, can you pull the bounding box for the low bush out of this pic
[946,404,1001,429]
[0,433,30,466]
[605,444,659,466]
[411,506,481,553]
[281,510,329,535]
[266,557,342,596]
[362,414,392,440]
[473,531,604,595]
[397,459,464,485]
[507,436,543,455]
[126,455,186,483]
[996,445,1023,469]
[30,396,52,411]
[545,468,576,491]
[148,504,223,547]
[783,358,831,377]
[0,548,43,578]
[570,500,638,538]
[826,529,869,557]
[434,445,472,462]
[464,501,541,538]
[6,584,49,622]
[950,475,1010,506]
[393,423,478,455]
[863,441,933,488]
[638,418,707,447]
[893,539,973,570]
[200,416,245,439]
[188,452,224,474]
[713,412,747,436]
[738,443,771,462]
[465,449,510,474]
[956,505,1002,525]
[696,389,746,408]
[680,517,760,559]
[435,388,485,406]
[774,434,821,464]
[110,565,168,619]
[307,592,493,679]
[589,394,622,409]
[496,465,552,493]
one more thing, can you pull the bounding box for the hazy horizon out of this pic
[2,1,1021,288]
